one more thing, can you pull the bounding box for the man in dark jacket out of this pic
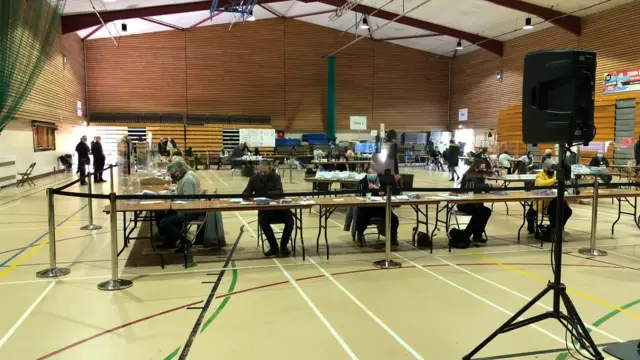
[635,138,640,167]
[158,138,167,156]
[242,160,293,257]
[75,135,90,185]
[91,136,106,183]
[447,140,460,181]
[355,167,399,246]
[589,151,612,184]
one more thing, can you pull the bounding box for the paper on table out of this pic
[299,200,317,205]
[369,196,383,201]
[333,198,345,201]
[228,198,242,204]
[393,195,409,201]
[172,200,187,204]
[140,201,163,204]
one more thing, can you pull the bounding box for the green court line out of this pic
[163,261,238,360]
[555,298,640,360]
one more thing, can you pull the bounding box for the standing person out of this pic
[166,136,177,156]
[91,136,106,183]
[158,138,167,156]
[242,160,293,257]
[447,140,460,181]
[457,159,492,243]
[75,135,90,186]
[254,147,261,156]
[635,137,640,167]
[526,159,572,236]
[498,151,514,174]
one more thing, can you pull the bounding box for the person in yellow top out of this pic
[526,159,573,237]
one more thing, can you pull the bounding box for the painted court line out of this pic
[308,257,424,359]
[0,205,87,268]
[0,281,56,349]
[393,252,566,345]
[608,250,640,262]
[209,170,229,187]
[274,258,358,360]
[428,251,625,343]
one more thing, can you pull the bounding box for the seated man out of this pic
[458,159,492,243]
[156,161,198,250]
[242,160,293,257]
[498,150,514,174]
[355,167,399,247]
[526,159,573,237]
[589,151,612,184]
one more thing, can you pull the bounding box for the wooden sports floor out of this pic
[0,167,638,360]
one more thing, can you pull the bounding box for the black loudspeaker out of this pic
[522,50,596,144]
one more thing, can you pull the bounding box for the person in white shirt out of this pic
[313,149,325,161]
[498,151,514,174]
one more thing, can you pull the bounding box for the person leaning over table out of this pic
[169,153,201,192]
[498,151,514,174]
[354,167,399,247]
[242,160,293,257]
[155,161,199,251]
[457,159,492,244]
[589,151,612,184]
[526,159,573,237]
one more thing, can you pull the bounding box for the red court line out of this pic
[38,261,623,358]
[36,300,203,360]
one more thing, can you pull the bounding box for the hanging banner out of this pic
[603,67,640,94]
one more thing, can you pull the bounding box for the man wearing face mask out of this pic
[355,167,400,247]
[242,160,293,257]
[589,151,612,184]
[526,159,572,237]
[156,161,198,250]
[458,159,493,243]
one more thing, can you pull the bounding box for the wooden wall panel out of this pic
[187,19,285,124]
[85,31,187,113]
[451,1,640,130]
[449,50,502,128]
[85,19,450,131]
[373,41,449,130]
[15,30,86,125]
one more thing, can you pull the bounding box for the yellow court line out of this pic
[462,249,640,319]
[0,216,79,279]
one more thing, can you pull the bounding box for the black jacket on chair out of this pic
[588,156,609,167]
[242,173,284,200]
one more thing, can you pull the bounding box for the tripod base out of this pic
[373,259,402,269]
[604,340,640,359]
[98,279,133,291]
[36,267,70,278]
[81,224,103,231]
[463,281,604,360]
[578,248,608,256]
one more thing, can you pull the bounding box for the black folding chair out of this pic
[17,162,36,187]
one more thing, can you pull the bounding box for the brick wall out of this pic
[450,1,640,129]
[85,18,450,131]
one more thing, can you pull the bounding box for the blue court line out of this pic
[0,205,88,267]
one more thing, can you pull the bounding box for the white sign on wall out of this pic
[458,108,468,121]
[239,129,276,147]
[349,116,367,130]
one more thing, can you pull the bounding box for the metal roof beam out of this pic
[304,0,503,56]
[62,0,284,33]
[140,17,185,31]
[377,33,441,41]
[287,9,335,19]
[483,0,581,35]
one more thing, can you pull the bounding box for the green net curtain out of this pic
[0,0,67,133]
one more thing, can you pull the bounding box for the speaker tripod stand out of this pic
[463,145,603,360]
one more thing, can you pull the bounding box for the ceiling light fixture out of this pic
[523,17,534,30]
[455,40,463,50]
[359,16,369,30]
[247,11,256,21]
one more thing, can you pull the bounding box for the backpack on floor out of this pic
[413,228,432,249]
[535,225,553,242]
[448,228,471,249]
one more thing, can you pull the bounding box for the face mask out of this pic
[366,174,377,182]
[546,170,555,177]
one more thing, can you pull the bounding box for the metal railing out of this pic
[36,169,640,291]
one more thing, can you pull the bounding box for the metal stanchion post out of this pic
[98,192,133,291]
[109,166,115,194]
[81,174,102,231]
[36,189,71,278]
[579,180,607,256]
[374,185,402,269]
